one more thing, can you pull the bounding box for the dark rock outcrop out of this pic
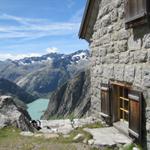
[0,96,33,131]
[0,78,37,104]
[42,70,91,119]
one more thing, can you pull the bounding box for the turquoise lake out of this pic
[27,98,49,120]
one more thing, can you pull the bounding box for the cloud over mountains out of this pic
[0,47,59,60]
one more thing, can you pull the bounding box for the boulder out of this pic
[88,139,94,145]
[43,133,59,139]
[0,96,33,131]
[73,133,85,142]
[132,147,140,150]
[20,131,34,136]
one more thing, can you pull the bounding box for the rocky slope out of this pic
[0,78,37,104]
[0,96,33,131]
[42,70,91,119]
[0,50,89,97]
[17,67,69,97]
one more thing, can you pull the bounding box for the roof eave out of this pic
[78,0,99,43]
[78,0,91,40]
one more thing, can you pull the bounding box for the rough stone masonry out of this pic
[85,0,150,149]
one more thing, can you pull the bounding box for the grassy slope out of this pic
[0,122,142,150]
[0,127,96,150]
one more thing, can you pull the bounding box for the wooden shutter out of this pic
[125,0,148,28]
[128,90,142,142]
[101,84,111,118]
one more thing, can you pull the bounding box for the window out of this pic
[110,83,130,123]
[100,81,143,142]
[125,0,150,28]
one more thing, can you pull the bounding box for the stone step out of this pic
[84,127,132,148]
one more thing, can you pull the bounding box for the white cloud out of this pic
[0,46,60,60]
[0,13,80,40]
[0,14,47,25]
[0,53,42,61]
[46,47,58,53]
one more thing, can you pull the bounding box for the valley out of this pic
[0,50,89,98]
[0,50,91,127]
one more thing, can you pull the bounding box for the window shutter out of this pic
[128,90,142,142]
[100,84,111,118]
[125,0,148,28]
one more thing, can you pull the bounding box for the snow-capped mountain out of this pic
[0,50,90,97]
[15,50,89,66]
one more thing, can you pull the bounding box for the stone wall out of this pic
[89,0,150,148]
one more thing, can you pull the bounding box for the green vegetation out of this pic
[68,113,75,122]
[0,127,20,140]
[48,115,65,120]
[91,147,99,150]
[123,144,134,150]
[61,127,93,143]
[122,143,142,150]
[82,122,104,129]
[0,125,141,150]
[0,127,94,150]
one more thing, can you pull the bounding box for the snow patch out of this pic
[72,52,87,60]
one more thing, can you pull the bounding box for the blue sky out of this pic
[0,0,88,60]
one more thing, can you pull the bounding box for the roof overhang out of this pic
[79,0,100,43]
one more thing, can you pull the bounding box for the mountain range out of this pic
[0,50,90,97]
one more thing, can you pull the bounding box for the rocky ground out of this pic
[20,118,134,149]
[0,127,92,150]
[0,96,141,150]
[0,118,141,150]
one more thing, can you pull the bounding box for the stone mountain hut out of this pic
[79,0,150,149]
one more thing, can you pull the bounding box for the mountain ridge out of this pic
[0,50,90,97]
